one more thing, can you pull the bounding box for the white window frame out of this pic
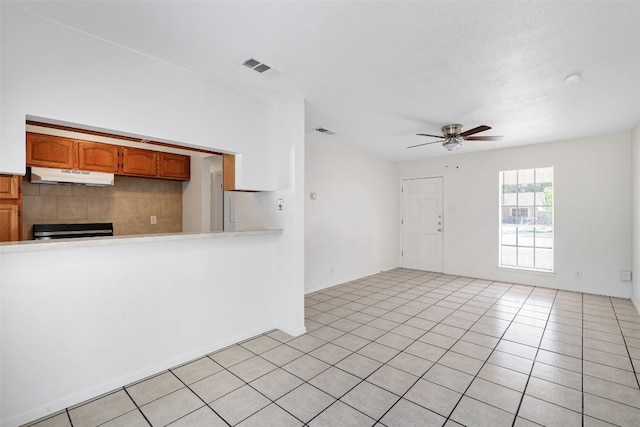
[499,167,554,272]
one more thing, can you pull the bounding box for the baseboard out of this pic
[4,325,275,427]
[276,325,307,337]
[632,296,640,315]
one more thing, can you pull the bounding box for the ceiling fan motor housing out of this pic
[442,124,464,136]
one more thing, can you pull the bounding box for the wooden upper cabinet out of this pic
[158,153,190,181]
[26,133,76,169]
[78,141,120,173]
[25,132,190,181]
[121,147,158,177]
[0,175,20,199]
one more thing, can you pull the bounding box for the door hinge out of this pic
[401,250,403,256]
[401,219,403,225]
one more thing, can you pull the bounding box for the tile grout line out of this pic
[303,272,479,425]
[303,272,458,425]
[582,293,585,427]
[120,387,153,427]
[611,297,640,390]
[437,281,538,425]
[374,275,500,425]
[167,363,234,426]
[64,409,73,426]
[508,287,559,427]
[357,275,524,424]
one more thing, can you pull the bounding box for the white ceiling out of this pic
[7,1,640,161]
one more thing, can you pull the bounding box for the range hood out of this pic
[30,167,114,186]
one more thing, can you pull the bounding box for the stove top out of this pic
[33,223,114,240]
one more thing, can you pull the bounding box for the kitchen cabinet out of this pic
[0,175,22,242]
[158,153,190,180]
[120,147,158,177]
[26,132,191,181]
[26,133,76,169]
[78,141,120,173]
[223,154,236,190]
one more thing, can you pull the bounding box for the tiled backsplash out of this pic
[22,175,183,240]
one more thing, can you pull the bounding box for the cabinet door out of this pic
[0,175,22,241]
[121,147,158,177]
[0,175,20,199]
[158,153,190,180]
[78,142,120,173]
[223,154,236,190]
[26,133,76,169]
[0,204,20,242]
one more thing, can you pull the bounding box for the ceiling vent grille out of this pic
[241,57,281,79]
[315,127,336,135]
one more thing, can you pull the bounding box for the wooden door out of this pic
[78,141,120,173]
[26,133,76,169]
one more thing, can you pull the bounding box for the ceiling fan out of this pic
[408,124,502,151]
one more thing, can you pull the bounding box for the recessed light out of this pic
[565,73,583,85]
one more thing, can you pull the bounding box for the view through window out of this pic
[499,167,554,271]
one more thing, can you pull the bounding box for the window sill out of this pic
[497,266,556,277]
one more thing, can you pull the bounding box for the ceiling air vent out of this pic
[240,57,281,79]
[315,127,336,135]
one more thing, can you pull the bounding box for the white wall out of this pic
[0,5,273,188]
[0,5,305,426]
[398,133,633,298]
[631,122,640,311]
[305,137,398,293]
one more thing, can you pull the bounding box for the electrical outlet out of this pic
[621,270,632,281]
[575,272,582,279]
[150,215,157,224]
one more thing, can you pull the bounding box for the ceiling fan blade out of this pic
[407,140,443,149]
[465,135,503,141]
[416,133,443,138]
[460,125,491,137]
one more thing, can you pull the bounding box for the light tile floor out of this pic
[26,269,640,426]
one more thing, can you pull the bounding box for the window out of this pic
[499,167,553,271]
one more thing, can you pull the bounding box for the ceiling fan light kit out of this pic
[444,136,464,151]
[409,124,502,150]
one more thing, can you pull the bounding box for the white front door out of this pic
[402,177,444,272]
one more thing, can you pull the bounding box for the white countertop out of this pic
[0,229,283,254]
